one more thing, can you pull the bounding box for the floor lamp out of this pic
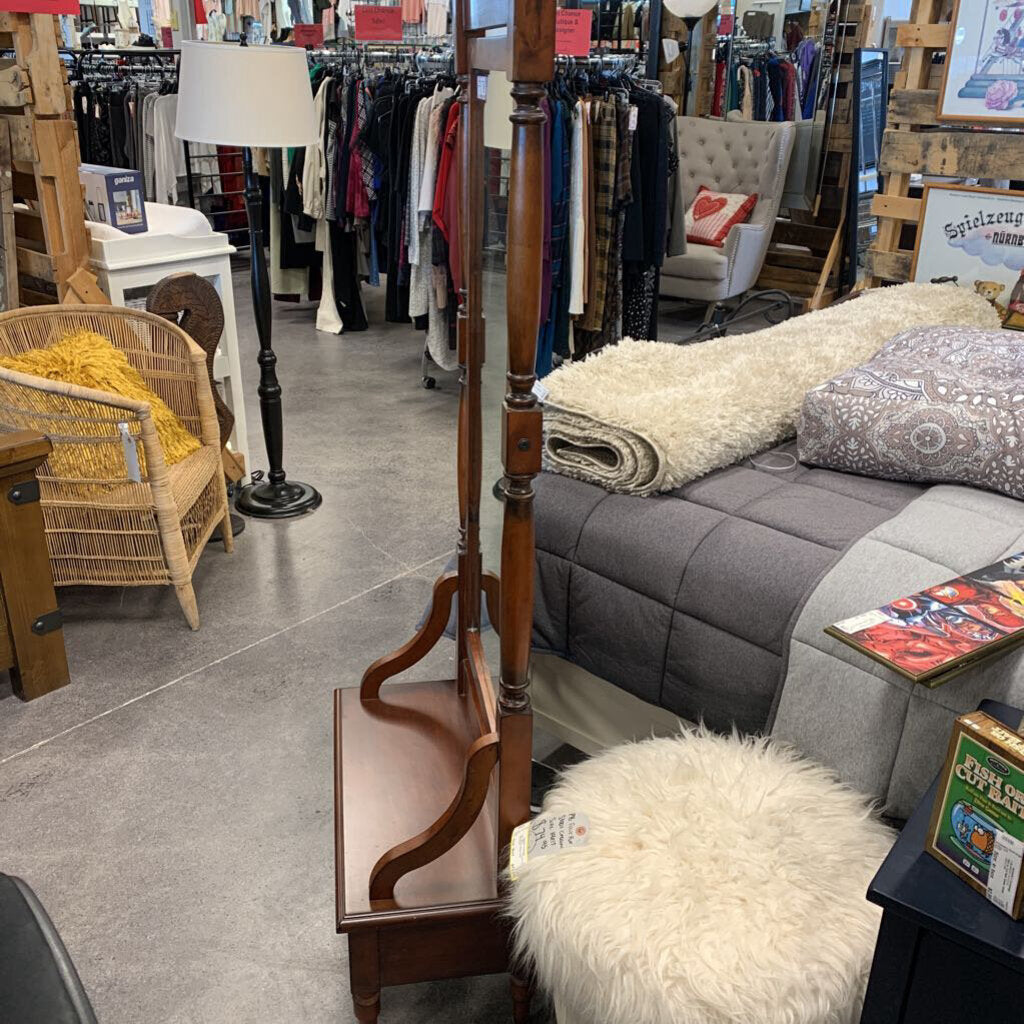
[175,41,322,519]
[663,0,718,117]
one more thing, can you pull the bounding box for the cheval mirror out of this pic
[331,0,555,1020]
[722,0,849,213]
[844,46,889,291]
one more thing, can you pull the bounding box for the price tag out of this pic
[555,8,591,57]
[476,74,488,100]
[354,3,403,40]
[832,609,892,635]
[986,830,1024,915]
[509,811,590,881]
[532,379,549,403]
[293,22,324,45]
[662,38,680,63]
[628,104,638,132]
[118,422,142,484]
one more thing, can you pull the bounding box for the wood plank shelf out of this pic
[334,682,499,929]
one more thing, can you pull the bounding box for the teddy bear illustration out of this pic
[975,279,1009,319]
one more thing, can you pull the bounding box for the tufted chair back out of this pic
[677,116,793,228]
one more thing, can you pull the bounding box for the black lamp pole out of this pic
[681,15,700,117]
[234,146,322,519]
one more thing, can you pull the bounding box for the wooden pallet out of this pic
[866,0,1024,283]
[756,1,873,310]
[694,6,720,117]
[0,13,107,309]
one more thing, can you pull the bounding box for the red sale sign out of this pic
[0,0,79,13]
[555,8,591,57]
[293,21,324,46]
[354,4,403,41]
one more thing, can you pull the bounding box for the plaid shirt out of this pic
[579,99,618,333]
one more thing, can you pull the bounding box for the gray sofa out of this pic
[662,116,795,304]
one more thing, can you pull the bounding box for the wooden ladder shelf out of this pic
[333,0,554,1020]
[0,13,107,309]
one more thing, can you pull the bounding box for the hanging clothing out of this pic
[425,0,446,35]
[567,98,586,318]
[402,0,423,22]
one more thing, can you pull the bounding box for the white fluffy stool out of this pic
[508,730,895,1024]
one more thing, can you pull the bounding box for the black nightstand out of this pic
[861,700,1024,1024]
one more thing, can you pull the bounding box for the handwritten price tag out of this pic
[354,4,403,40]
[293,21,324,45]
[556,8,591,57]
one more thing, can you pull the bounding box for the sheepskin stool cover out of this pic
[508,730,895,1024]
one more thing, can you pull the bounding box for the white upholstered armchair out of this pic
[662,116,796,309]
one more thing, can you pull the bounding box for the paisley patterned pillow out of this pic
[797,326,1024,499]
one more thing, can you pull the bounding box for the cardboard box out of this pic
[79,164,148,234]
[926,711,1024,918]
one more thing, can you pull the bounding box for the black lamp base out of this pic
[235,477,322,519]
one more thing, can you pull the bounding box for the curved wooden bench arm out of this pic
[361,572,459,699]
[368,731,500,903]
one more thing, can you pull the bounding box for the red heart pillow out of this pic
[685,186,759,248]
[693,193,728,220]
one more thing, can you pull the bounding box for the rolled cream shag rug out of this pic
[542,283,1000,495]
[508,730,896,1024]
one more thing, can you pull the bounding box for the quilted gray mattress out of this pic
[533,443,924,734]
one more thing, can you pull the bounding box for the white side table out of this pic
[88,203,250,479]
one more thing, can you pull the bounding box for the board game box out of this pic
[825,552,1024,687]
[926,711,1024,919]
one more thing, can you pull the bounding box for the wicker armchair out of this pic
[0,305,233,630]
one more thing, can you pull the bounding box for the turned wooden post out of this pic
[0,430,69,701]
[498,72,548,849]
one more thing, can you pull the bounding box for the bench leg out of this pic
[349,932,380,1024]
[511,973,532,1023]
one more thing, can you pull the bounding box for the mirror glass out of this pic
[716,0,844,211]
[845,47,888,290]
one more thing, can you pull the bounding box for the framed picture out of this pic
[911,184,1024,331]
[938,0,1024,125]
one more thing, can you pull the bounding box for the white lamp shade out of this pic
[175,40,318,148]
[662,0,718,18]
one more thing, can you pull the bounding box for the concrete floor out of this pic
[0,266,552,1024]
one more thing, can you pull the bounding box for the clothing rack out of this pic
[69,46,180,81]
[730,37,782,57]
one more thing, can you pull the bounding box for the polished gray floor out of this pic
[0,266,550,1024]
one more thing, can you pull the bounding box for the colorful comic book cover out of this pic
[826,552,1024,685]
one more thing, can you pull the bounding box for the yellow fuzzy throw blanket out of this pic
[0,329,200,481]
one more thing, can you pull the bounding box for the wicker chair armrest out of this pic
[186,349,222,450]
[0,365,150,417]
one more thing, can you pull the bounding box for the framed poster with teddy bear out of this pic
[939,0,1024,125]
[912,184,1024,331]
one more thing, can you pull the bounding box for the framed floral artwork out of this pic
[938,0,1024,125]
[911,184,1024,331]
